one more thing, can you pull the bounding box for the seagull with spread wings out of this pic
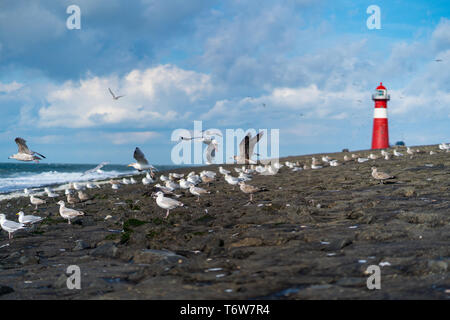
[128,147,157,176]
[108,88,125,100]
[82,162,109,176]
[233,131,264,164]
[9,137,46,162]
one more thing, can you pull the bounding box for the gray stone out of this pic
[73,240,90,251]
[18,255,39,265]
[90,243,118,258]
[54,274,68,289]
[427,260,448,273]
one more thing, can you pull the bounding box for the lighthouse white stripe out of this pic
[374,108,387,118]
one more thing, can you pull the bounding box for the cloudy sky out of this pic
[0,0,449,165]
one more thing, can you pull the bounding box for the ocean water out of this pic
[0,162,181,194]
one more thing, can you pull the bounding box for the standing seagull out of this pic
[17,211,43,225]
[233,131,264,164]
[108,88,125,100]
[57,201,85,224]
[153,191,184,218]
[371,167,395,184]
[239,181,261,202]
[0,214,26,239]
[9,138,46,163]
[128,147,157,177]
[30,195,46,210]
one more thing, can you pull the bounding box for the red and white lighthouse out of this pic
[371,82,390,149]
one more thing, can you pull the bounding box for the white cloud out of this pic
[37,64,213,128]
[0,81,23,93]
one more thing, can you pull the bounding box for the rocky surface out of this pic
[0,145,449,299]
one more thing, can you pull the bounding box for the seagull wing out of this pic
[82,162,109,175]
[239,133,251,159]
[206,142,216,164]
[108,88,116,99]
[248,131,264,157]
[15,137,33,155]
[134,147,149,165]
[3,219,25,230]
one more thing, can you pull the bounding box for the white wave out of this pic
[0,170,133,195]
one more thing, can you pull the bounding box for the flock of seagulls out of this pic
[1,132,448,240]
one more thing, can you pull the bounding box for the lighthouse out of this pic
[371,82,390,149]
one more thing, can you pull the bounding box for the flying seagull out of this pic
[82,162,109,176]
[9,137,46,162]
[205,139,219,165]
[233,131,264,164]
[180,130,222,141]
[108,88,125,100]
[435,59,443,62]
[128,147,157,176]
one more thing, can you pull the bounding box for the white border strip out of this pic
[374,108,387,119]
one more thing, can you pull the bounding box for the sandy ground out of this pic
[0,145,449,299]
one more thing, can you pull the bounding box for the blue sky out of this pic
[0,0,449,165]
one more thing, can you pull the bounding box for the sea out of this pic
[0,162,182,198]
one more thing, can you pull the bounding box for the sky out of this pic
[0,0,449,165]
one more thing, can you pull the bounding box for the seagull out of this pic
[205,139,219,164]
[30,195,46,210]
[45,187,59,198]
[435,59,443,62]
[86,183,99,189]
[233,131,264,164]
[371,167,395,184]
[108,88,125,100]
[57,201,84,224]
[142,173,155,185]
[189,185,210,202]
[225,174,241,188]
[357,157,369,163]
[187,173,201,185]
[9,137,46,163]
[153,191,184,218]
[239,181,261,202]
[0,214,26,239]
[82,162,109,176]
[393,150,403,157]
[77,191,90,202]
[165,180,179,191]
[180,133,220,165]
[17,211,43,225]
[128,147,157,175]
[180,130,222,141]
[329,160,340,167]
[179,179,194,189]
[67,193,79,205]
